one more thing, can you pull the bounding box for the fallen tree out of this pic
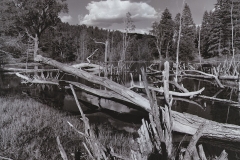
[35,55,151,112]
[27,56,240,143]
[172,111,240,142]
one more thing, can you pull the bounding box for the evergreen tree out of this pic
[200,11,211,57]
[159,8,174,59]
[208,8,222,56]
[208,0,240,56]
[175,3,196,61]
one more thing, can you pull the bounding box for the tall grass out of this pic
[92,123,137,158]
[0,95,137,159]
[0,95,83,159]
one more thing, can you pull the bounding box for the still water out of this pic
[1,62,240,158]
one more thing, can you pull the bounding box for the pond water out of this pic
[1,62,240,158]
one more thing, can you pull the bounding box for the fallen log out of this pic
[35,55,151,112]
[70,80,240,143]
[33,56,240,143]
[63,80,132,104]
[73,90,141,114]
[197,94,240,108]
[171,111,240,142]
[72,63,103,74]
[130,83,205,98]
[157,96,205,110]
[2,68,58,73]
[183,70,224,88]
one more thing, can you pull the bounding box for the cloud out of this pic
[60,15,72,23]
[79,0,157,28]
[128,0,152,3]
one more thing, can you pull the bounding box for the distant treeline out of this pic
[0,0,240,63]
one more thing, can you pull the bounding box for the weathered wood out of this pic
[158,96,205,110]
[2,68,58,72]
[198,144,207,160]
[74,90,141,114]
[56,136,68,160]
[15,73,58,85]
[131,83,205,98]
[198,95,240,108]
[64,80,132,103]
[72,63,102,75]
[216,150,228,160]
[163,61,173,158]
[183,70,224,88]
[171,111,240,142]
[184,122,207,160]
[70,85,109,160]
[33,57,240,144]
[35,55,151,111]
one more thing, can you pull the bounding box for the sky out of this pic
[60,0,217,34]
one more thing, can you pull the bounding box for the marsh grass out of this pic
[0,95,83,160]
[91,123,137,158]
[0,95,137,159]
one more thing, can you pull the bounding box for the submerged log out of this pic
[35,55,151,111]
[183,70,224,88]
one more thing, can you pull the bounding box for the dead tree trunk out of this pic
[35,55,151,111]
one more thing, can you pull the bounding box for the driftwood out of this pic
[70,84,129,160]
[31,56,240,144]
[70,84,108,159]
[15,72,58,85]
[183,122,207,160]
[64,80,132,104]
[183,70,224,88]
[35,55,151,111]
[72,89,141,114]
[171,111,240,142]
[72,63,103,75]
[198,144,207,160]
[130,82,205,98]
[158,96,205,110]
[1,68,58,72]
[198,95,239,106]
[68,81,240,143]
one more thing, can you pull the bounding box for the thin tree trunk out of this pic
[176,0,185,80]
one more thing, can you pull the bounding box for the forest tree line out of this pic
[0,0,240,64]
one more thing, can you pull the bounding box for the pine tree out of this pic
[200,11,212,57]
[208,7,222,56]
[176,3,196,61]
[159,8,174,59]
[208,0,240,56]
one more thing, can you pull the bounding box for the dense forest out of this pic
[1,0,240,64]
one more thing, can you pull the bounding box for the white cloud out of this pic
[79,0,157,28]
[60,15,72,23]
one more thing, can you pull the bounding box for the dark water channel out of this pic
[1,62,240,158]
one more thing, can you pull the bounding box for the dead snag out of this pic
[183,122,208,159]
